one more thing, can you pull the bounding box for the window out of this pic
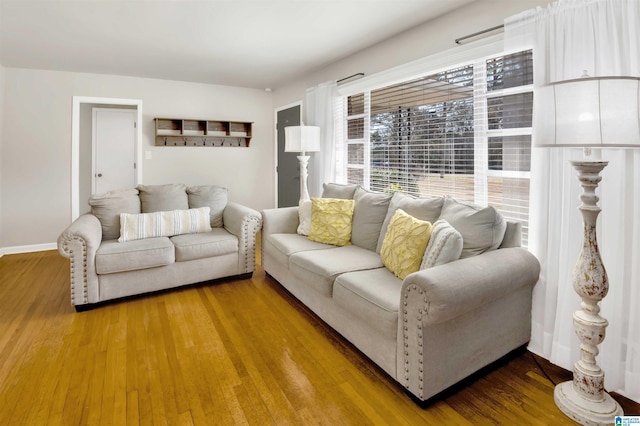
[342,50,533,244]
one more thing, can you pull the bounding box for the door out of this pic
[277,104,301,207]
[92,108,137,194]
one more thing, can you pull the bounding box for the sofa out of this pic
[261,183,540,403]
[58,184,262,311]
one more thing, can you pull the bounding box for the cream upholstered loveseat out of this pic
[58,184,262,311]
[261,183,540,403]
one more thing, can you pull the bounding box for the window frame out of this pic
[338,40,533,244]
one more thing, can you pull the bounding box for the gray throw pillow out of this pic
[89,188,141,240]
[321,183,358,199]
[187,185,228,228]
[137,184,188,213]
[438,196,506,258]
[376,192,444,253]
[351,186,392,251]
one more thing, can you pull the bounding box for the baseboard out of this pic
[1,242,57,257]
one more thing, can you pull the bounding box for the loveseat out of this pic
[58,184,262,311]
[261,183,540,403]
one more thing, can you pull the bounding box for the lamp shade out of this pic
[284,125,321,153]
[533,76,640,147]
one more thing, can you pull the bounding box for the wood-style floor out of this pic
[1,250,638,425]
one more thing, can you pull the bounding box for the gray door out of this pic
[277,105,301,207]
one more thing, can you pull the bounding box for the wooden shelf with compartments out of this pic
[154,118,253,147]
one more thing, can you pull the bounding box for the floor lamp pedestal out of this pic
[297,155,311,204]
[554,160,623,425]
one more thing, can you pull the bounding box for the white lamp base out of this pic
[554,160,623,426]
[297,155,311,204]
[555,381,622,426]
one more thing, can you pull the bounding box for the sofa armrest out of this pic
[260,206,299,236]
[223,202,262,274]
[398,247,540,401]
[401,247,540,326]
[57,214,103,306]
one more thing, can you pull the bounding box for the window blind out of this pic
[368,65,475,196]
[344,50,533,244]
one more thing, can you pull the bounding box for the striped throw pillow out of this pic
[118,207,211,242]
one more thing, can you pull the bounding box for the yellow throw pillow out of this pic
[308,197,355,246]
[380,209,433,279]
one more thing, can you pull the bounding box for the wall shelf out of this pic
[154,118,253,147]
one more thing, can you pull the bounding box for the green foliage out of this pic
[370,168,419,196]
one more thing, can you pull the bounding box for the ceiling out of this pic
[0,0,475,90]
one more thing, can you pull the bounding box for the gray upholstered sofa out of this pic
[261,183,540,403]
[58,184,262,311]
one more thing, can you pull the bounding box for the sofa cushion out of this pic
[137,184,189,213]
[267,233,333,256]
[380,209,433,279]
[420,219,463,269]
[187,185,228,228]
[89,188,141,240]
[264,233,333,271]
[333,268,402,339]
[308,197,355,247]
[377,192,444,253]
[96,237,175,274]
[351,186,393,251]
[118,207,212,242]
[321,182,359,199]
[289,245,383,296]
[171,229,237,262]
[438,197,506,258]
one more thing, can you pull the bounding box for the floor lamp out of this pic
[534,76,640,425]
[285,124,321,204]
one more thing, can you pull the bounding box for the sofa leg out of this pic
[74,304,94,312]
[403,389,431,408]
[236,272,253,280]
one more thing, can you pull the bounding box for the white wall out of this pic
[0,65,4,252]
[273,0,548,110]
[1,68,273,249]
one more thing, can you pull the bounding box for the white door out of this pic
[92,108,137,194]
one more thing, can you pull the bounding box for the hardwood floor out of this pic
[1,250,638,425]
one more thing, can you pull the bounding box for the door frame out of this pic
[91,107,137,194]
[71,96,143,221]
[274,101,302,207]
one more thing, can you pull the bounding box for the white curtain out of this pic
[305,81,341,197]
[505,0,640,402]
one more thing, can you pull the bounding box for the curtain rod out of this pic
[455,24,504,44]
[337,73,365,84]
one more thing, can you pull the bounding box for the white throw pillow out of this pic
[119,207,211,242]
[420,219,463,269]
[297,200,312,236]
